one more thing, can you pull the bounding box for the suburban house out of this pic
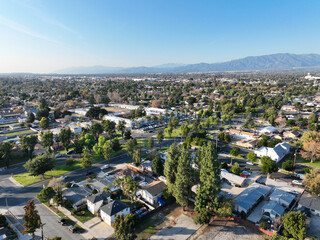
[140,181,166,205]
[220,169,246,187]
[269,189,296,208]
[140,160,153,173]
[262,201,285,221]
[234,139,258,149]
[283,130,300,140]
[298,191,320,216]
[260,126,279,135]
[235,183,271,215]
[254,142,292,162]
[281,105,298,112]
[228,129,257,139]
[87,191,111,215]
[100,200,130,226]
[34,143,47,156]
[63,186,91,210]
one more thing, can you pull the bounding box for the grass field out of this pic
[4,129,34,136]
[295,154,320,168]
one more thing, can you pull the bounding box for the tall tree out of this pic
[152,153,164,176]
[157,129,164,149]
[164,144,180,194]
[195,142,221,224]
[102,119,116,138]
[39,117,49,129]
[24,154,56,179]
[282,211,306,240]
[20,135,38,159]
[26,112,35,123]
[117,120,126,137]
[0,142,13,168]
[102,141,112,162]
[22,200,41,240]
[90,122,104,141]
[261,156,278,175]
[132,149,141,165]
[81,149,93,174]
[113,213,137,240]
[59,128,71,151]
[41,131,54,152]
[93,136,106,155]
[303,169,320,196]
[148,137,154,149]
[173,147,193,209]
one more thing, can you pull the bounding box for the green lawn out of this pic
[72,208,95,223]
[4,129,34,136]
[295,154,320,168]
[13,161,82,186]
[164,127,183,138]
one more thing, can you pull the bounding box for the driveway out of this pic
[150,214,200,240]
[308,215,320,238]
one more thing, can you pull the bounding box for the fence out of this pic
[231,216,274,236]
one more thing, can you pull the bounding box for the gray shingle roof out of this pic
[269,189,295,205]
[262,201,285,217]
[299,191,320,211]
[143,181,166,196]
[87,191,110,204]
[100,200,129,216]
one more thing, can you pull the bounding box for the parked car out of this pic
[59,175,68,180]
[68,226,77,233]
[100,164,110,170]
[292,180,303,186]
[246,161,254,165]
[242,170,251,176]
[240,173,249,178]
[58,218,67,225]
[55,153,63,158]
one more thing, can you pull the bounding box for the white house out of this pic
[140,181,166,205]
[100,200,130,226]
[103,115,133,128]
[87,191,111,215]
[68,124,82,134]
[254,142,292,162]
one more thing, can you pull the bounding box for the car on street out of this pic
[292,180,303,186]
[246,161,254,165]
[59,175,68,180]
[68,226,77,233]
[100,164,110,170]
[55,153,63,158]
[58,218,67,225]
[240,173,249,178]
[242,170,251,176]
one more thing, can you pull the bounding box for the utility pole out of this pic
[293,148,298,168]
[40,223,46,240]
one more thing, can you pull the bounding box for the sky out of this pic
[0,0,320,73]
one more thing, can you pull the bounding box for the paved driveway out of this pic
[308,215,320,238]
[150,214,200,240]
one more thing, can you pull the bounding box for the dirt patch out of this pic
[191,218,264,240]
[104,107,127,113]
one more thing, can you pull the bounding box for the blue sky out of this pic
[0,0,319,73]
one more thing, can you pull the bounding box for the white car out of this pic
[292,180,303,185]
[100,164,110,170]
[246,161,254,165]
[55,153,63,158]
[59,175,68,179]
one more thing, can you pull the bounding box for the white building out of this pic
[100,200,130,226]
[108,103,139,110]
[68,124,82,134]
[74,108,89,116]
[103,115,133,128]
[87,191,111,215]
[140,181,166,205]
[254,142,292,162]
[220,169,246,187]
[145,107,168,116]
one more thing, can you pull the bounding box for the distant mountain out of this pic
[54,53,320,74]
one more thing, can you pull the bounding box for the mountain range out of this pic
[54,53,320,74]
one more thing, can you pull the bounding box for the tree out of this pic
[37,187,56,203]
[81,149,93,174]
[152,153,164,176]
[231,162,241,175]
[282,211,306,240]
[165,124,173,138]
[59,128,71,151]
[164,144,180,194]
[113,213,137,240]
[124,129,132,140]
[20,135,38,159]
[303,169,320,196]
[39,117,49,129]
[173,148,193,209]
[132,149,141,165]
[230,147,240,156]
[0,142,13,168]
[36,108,49,120]
[195,142,221,224]
[157,129,164,149]
[148,137,154,149]
[38,98,48,109]
[86,107,108,119]
[301,141,320,163]
[91,122,104,141]
[93,136,106,155]
[171,116,179,128]
[224,133,231,143]
[24,154,56,179]
[117,120,126,137]
[26,112,35,123]
[246,152,257,162]
[102,141,112,162]
[22,200,41,240]
[214,196,233,218]
[124,139,137,157]
[81,133,96,150]
[180,123,190,137]
[282,160,294,171]
[41,131,54,152]
[151,99,161,108]
[102,119,116,137]
[261,156,278,174]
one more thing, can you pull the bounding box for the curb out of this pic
[8,176,24,187]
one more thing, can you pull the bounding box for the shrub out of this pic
[0,214,8,227]
[231,162,241,175]
[221,161,229,170]
[65,182,72,188]
[62,199,73,209]
[92,189,98,194]
[66,157,75,166]
[230,147,240,156]
[282,160,294,171]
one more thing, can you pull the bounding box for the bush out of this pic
[303,168,311,174]
[282,160,294,171]
[92,189,98,194]
[231,162,241,175]
[0,214,8,227]
[65,182,72,188]
[221,161,229,170]
[62,199,73,209]
[230,147,240,156]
